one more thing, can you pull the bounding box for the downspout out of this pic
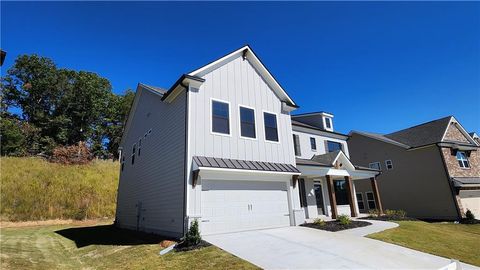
[437,144,462,220]
[181,82,189,238]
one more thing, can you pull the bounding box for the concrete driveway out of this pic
[204,226,478,270]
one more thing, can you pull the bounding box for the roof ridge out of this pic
[386,116,452,136]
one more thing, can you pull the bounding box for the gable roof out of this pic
[350,116,478,149]
[384,116,452,148]
[188,45,298,108]
[291,119,348,138]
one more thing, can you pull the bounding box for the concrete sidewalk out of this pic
[205,226,479,270]
[339,219,399,236]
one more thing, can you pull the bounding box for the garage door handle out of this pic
[202,220,210,222]
[284,214,290,216]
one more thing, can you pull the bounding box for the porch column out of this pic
[326,175,338,219]
[345,176,358,217]
[370,177,384,214]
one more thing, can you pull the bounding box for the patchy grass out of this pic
[0,222,258,270]
[368,221,480,266]
[1,157,119,221]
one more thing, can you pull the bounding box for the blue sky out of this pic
[2,2,479,134]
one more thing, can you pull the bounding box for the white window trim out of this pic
[366,191,376,210]
[238,104,257,141]
[369,162,381,170]
[210,98,232,137]
[310,137,317,151]
[262,110,280,144]
[456,151,470,168]
[385,160,393,170]
[356,192,365,210]
[323,117,333,131]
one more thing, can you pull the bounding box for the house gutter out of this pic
[437,145,463,220]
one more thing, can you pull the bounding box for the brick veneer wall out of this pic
[444,123,470,143]
[441,148,480,178]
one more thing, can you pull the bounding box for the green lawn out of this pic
[0,222,258,270]
[368,221,480,266]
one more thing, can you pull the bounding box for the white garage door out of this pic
[201,180,291,235]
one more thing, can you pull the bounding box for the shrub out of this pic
[337,214,351,225]
[313,218,325,226]
[184,219,202,247]
[368,209,380,217]
[465,210,475,221]
[384,209,406,219]
[51,142,93,165]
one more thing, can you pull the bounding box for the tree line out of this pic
[1,54,135,159]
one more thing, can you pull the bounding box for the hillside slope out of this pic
[1,157,119,221]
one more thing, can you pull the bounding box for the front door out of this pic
[314,183,325,215]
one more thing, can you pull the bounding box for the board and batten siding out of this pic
[186,55,300,220]
[116,88,186,238]
[188,55,295,164]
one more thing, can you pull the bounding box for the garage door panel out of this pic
[201,180,290,235]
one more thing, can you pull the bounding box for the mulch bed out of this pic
[301,220,371,232]
[359,216,417,222]
[174,240,211,252]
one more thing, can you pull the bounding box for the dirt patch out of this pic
[0,218,112,228]
[301,220,371,232]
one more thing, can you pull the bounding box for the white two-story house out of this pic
[115,45,381,238]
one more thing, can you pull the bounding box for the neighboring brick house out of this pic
[348,116,480,220]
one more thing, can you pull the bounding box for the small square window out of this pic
[212,100,230,135]
[264,112,279,142]
[310,137,317,151]
[385,160,393,170]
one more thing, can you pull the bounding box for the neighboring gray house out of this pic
[115,45,381,238]
[349,116,480,220]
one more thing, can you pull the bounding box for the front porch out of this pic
[296,151,383,220]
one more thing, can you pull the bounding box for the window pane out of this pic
[366,192,374,200]
[369,162,381,170]
[325,118,332,129]
[310,137,316,150]
[358,201,365,210]
[327,141,342,152]
[212,101,230,134]
[334,180,349,205]
[264,112,278,142]
[356,193,363,201]
[240,107,256,138]
[293,134,301,156]
[368,201,376,209]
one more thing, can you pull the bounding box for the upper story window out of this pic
[263,112,279,142]
[456,151,470,168]
[310,137,317,151]
[293,134,301,156]
[239,106,256,139]
[211,99,230,135]
[369,162,381,170]
[326,141,342,153]
[325,117,332,129]
[385,160,393,170]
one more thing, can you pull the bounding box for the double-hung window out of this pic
[456,151,470,168]
[310,137,317,151]
[325,117,332,129]
[263,112,279,142]
[211,100,230,135]
[239,106,256,139]
[356,193,365,210]
[293,134,301,156]
[334,180,349,205]
[366,192,376,209]
[385,160,393,170]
